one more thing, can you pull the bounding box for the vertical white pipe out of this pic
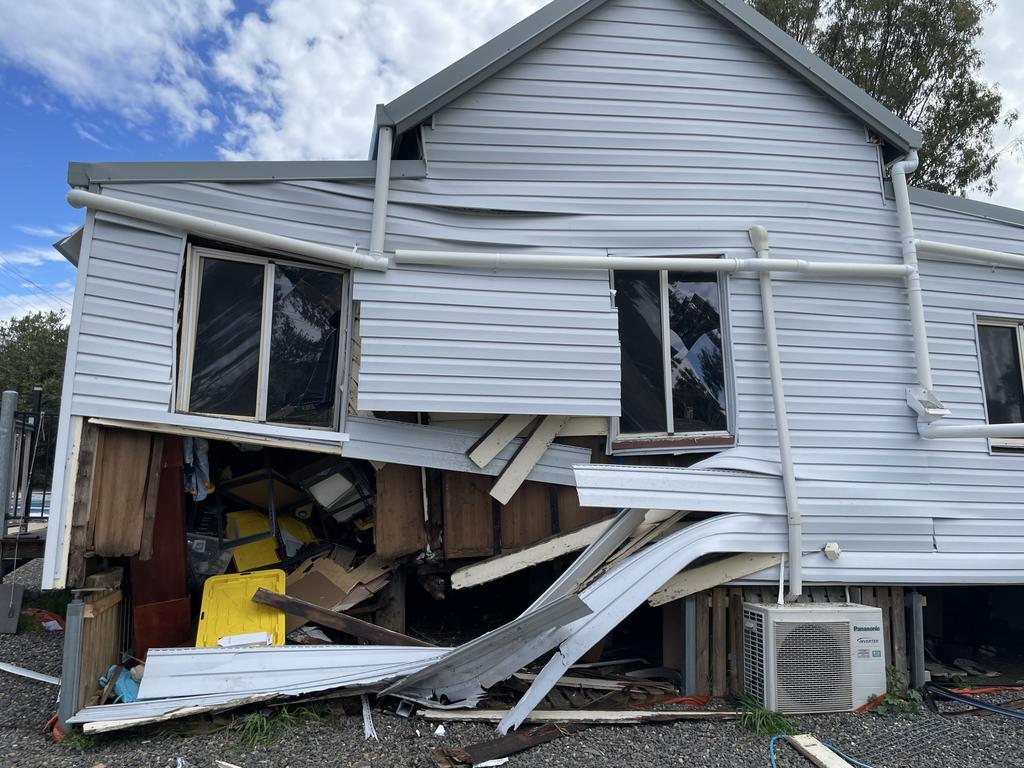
[369,126,394,259]
[890,151,935,393]
[749,225,802,598]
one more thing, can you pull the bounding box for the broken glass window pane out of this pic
[667,272,727,433]
[615,270,666,434]
[266,264,345,427]
[979,324,1024,424]
[189,257,264,417]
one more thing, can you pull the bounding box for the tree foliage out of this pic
[0,310,69,412]
[751,0,1018,195]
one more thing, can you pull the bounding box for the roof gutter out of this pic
[749,225,802,599]
[66,189,388,272]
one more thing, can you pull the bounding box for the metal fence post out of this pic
[0,390,18,521]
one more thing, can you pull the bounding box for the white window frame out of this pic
[976,315,1024,450]
[176,245,348,431]
[608,265,736,455]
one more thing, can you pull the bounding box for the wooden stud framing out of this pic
[489,415,568,504]
[649,553,783,607]
[467,414,535,468]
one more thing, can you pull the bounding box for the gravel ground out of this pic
[4,558,43,589]
[1,581,1021,767]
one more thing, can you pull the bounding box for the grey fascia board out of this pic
[907,186,1024,231]
[67,159,427,187]
[381,0,607,138]
[698,0,921,152]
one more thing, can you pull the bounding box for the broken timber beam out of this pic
[431,723,587,768]
[490,415,569,504]
[451,518,609,590]
[251,588,434,647]
[648,553,784,607]
[784,735,856,768]
[467,414,535,469]
[418,709,739,724]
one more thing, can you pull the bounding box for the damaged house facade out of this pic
[41,0,1024,732]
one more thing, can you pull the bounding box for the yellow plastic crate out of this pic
[196,569,287,647]
[226,510,317,572]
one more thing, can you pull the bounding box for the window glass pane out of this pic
[979,324,1024,424]
[189,257,264,417]
[267,264,345,427]
[615,270,666,433]
[667,272,727,433]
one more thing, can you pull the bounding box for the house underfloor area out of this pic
[7,419,1022,766]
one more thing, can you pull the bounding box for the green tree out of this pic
[751,0,1019,196]
[0,310,69,412]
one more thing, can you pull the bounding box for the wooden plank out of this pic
[500,481,553,550]
[137,436,164,561]
[431,723,587,768]
[89,428,154,557]
[418,709,739,724]
[452,518,609,590]
[490,416,568,504]
[848,586,862,604]
[83,590,122,619]
[785,734,856,768]
[891,586,908,677]
[251,587,432,647]
[467,414,535,468]
[67,419,98,588]
[860,586,877,607]
[650,553,783,607]
[512,672,670,693]
[555,484,608,533]
[711,587,728,697]
[695,590,710,696]
[876,587,894,666]
[77,589,123,712]
[442,472,495,558]
[662,600,683,673]
[374,463,426,559]
[728,589,744,696]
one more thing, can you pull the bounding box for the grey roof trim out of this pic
[68,159,427,187]
[908,186,1024,231]
[376,0,921,153]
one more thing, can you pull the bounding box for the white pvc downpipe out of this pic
[916,239,1024,270]
[67,188,388,272]
[369,126,394,259]
[889,151,935,393]
[395,249,912,279]
[748,225,802,599]
[919,422,1024,439]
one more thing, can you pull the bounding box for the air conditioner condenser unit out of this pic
[742,602,887,714]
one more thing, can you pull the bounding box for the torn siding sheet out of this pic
[138,645,448,700]
[343,415,591,486]
[353,263,620,417]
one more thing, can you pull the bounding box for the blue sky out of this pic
[0,0,1020,322]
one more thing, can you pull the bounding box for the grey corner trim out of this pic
[907,186,1024,230]
[67,159,427,187]
[53,226,84,267]
[380,0,607,138]
[376,0,920,154]
[699,0,920,152]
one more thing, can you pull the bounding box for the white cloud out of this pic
[0,290,74,322]
[0,0,233,138]
[213,0,546,160]
[0,247,66,266]
[975,0,1024,210]
[73,120,112,150]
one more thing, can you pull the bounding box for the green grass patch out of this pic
[736,693,796,736]
[230,704,328,750]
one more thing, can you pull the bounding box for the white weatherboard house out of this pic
[44,0,1024,727]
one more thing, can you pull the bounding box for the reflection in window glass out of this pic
[667,272,727,433]
[615,271,666,433]
[267,265,345,426]
[189,258,264,417]
[979,324,1024,424]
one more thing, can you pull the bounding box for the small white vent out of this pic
[774,621,852,712]
[743,608,766,704]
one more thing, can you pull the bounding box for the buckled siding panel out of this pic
[70,213,183,415]
[353,264,620,416]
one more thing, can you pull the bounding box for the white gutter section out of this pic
[395,249,912,278]
[748,225,801,599]
[369,126,394,260]
[66,189,388,272]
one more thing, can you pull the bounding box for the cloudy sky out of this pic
[0,0,1020,321]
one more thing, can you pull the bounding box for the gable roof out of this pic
[373,0,922,155]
